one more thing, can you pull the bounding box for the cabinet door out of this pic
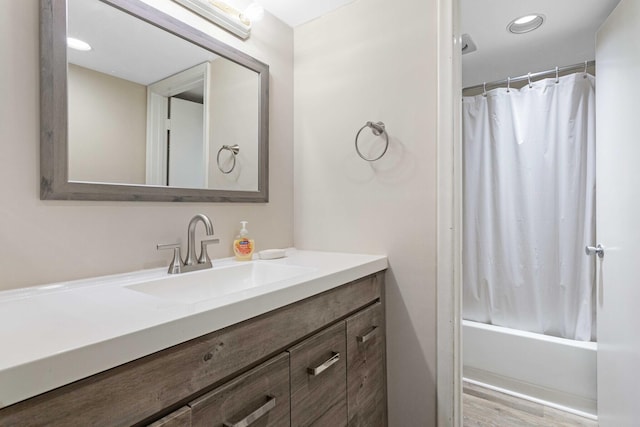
[189,353,290,427]
[148,406,192,427]
[289,322,347,427]
[346,302,386,427]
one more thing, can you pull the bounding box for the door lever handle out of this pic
[585,244,604,258]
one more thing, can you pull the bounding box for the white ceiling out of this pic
[256,0,356,27]
[70,0,623,90]
[224,0,357,27]
[68,0,220,85]
[461,0,621,88]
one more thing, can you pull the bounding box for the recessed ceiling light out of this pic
[67,37,92,51]
[514,15,538,25]
[507,14,545,34]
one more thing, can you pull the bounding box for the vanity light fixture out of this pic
[67,37,91,51]
[507,14,545,34]
[241,2,264,23]
[173,0,254,39]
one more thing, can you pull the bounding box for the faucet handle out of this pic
[157,242,184,274]
[199,238,220,264]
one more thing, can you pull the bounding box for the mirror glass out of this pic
[40,0,268,202]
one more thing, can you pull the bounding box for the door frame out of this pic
[146,62,211,186]
[436,0,463,425]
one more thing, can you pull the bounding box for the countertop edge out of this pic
[0,250,387,409]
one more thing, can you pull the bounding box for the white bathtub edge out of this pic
[463,319,597,417]
[461,320,597,350]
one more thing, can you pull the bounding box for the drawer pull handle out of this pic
[357,326,378,343]
[223,395,276,427]
[307,352,340,376]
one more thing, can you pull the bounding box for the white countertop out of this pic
[0,249,387,409]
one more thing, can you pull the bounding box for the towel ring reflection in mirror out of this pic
[217,144,240,174]
[355,121,389,161]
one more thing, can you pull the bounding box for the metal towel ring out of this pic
[355,121,389,162]
[217,144,240,174]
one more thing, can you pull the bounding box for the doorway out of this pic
[146,62,210,188]
[435,0,635,426]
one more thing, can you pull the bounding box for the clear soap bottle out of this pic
[233,221,255,261]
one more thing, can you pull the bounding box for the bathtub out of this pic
[462,319,597,418]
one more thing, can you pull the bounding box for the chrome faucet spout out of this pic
[185,214,214,266]
[158,214,219,274]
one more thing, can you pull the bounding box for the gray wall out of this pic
[208,58,260,190]
[293,0,438,424]
[68,64,147,184]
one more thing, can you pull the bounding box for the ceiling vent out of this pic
[461,33,477,55]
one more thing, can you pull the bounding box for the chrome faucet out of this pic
[157,214,220,274]
[185,214,214,265]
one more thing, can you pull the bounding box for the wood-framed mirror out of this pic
[40,0,269,202]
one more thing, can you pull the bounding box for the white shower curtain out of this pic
[462,73,596,341]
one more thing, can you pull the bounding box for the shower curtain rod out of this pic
[463,60,595,92]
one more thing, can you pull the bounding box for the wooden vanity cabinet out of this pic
[0,272,386,427]
[190,353,290,427]
[147,353,290,427]
[148,407,192,427]
[346,302,386,427]
[289,322,347,427]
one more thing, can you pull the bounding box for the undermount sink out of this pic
[126,262,315,304]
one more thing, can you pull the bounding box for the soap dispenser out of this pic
[233,221,255,261]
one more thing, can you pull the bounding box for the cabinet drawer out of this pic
[190,352,290,427]
[148,406,192,427]
[346,302,386,427]
[289,322,347,427]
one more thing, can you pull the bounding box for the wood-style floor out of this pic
[463,381,599,427]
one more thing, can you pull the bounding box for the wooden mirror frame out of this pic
[40,0,269,202]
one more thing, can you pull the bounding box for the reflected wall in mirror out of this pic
[41,0,269,202]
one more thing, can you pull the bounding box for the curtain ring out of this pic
[555,66,559,84]
[217,144,240,174]
[507,77,511,93]
[528,72,532,88]
[355,121,389,161]
[483,82,487,97]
